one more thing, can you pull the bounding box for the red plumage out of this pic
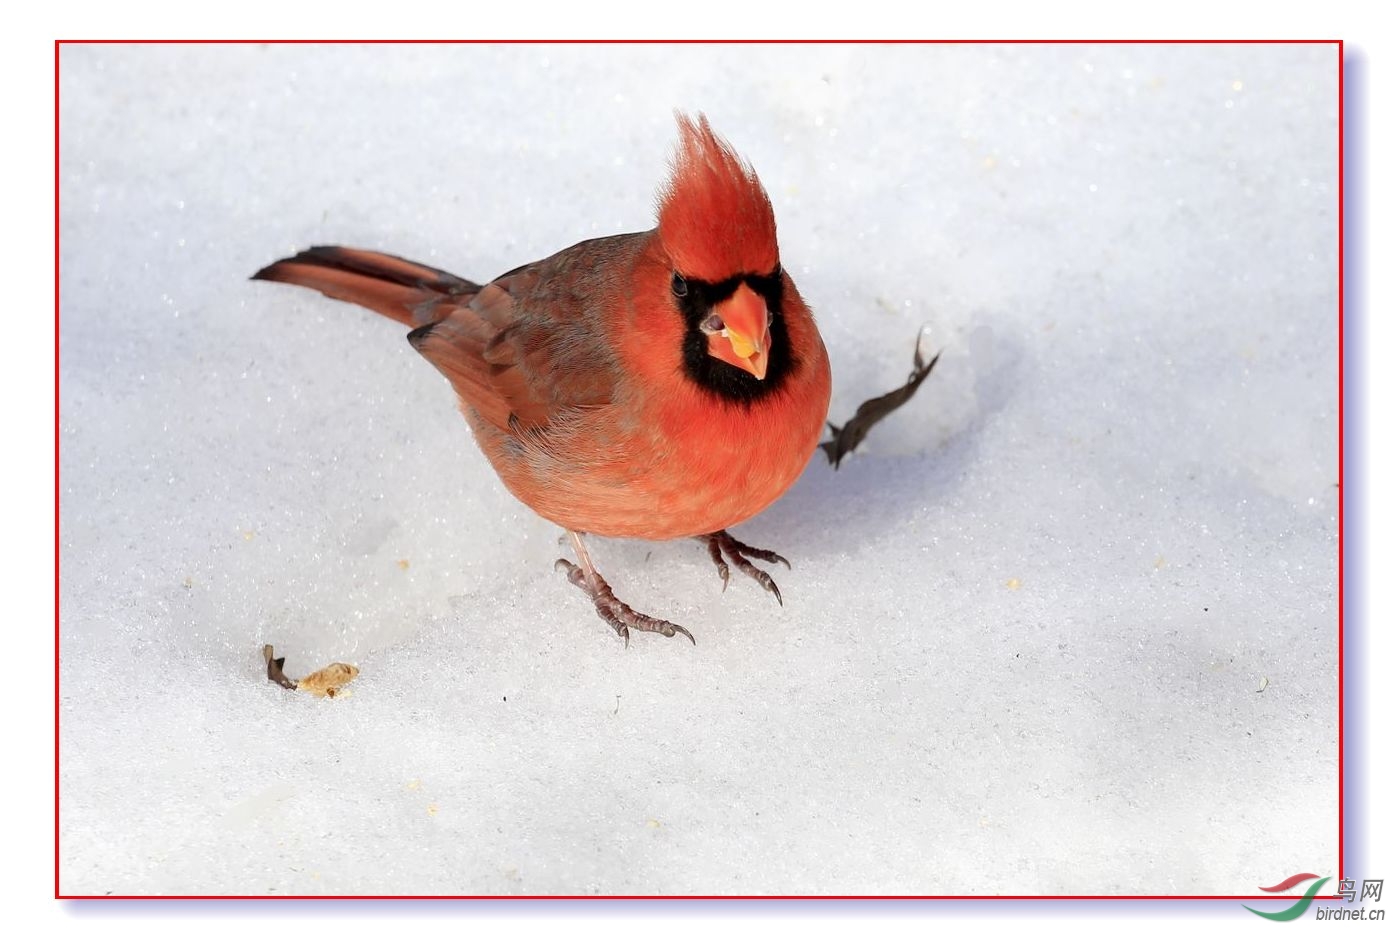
[658,114,779,282]
[254,114,832,643]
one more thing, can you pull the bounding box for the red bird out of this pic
[253,114,832,643]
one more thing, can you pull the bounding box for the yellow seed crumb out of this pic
[427,804,439,816]
[1154,555,1166,569]
[296,662,359,698]
[397,559,410,570]
[1005,578,1022,590]
[646,819,661,829]
[406,779,421,791]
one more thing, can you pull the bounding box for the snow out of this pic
[58,42,1338,895]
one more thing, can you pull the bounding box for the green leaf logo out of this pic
[1244,875,1331,921]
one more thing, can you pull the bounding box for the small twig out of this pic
[263,644,297,691]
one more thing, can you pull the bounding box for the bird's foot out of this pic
[698,530,790,606]
[554,559,695,647]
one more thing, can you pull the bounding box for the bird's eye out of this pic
[700,314,725,334]
[671,273,688,297]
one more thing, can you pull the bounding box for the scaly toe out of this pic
[699,530,791,601]
[742,544,791,570]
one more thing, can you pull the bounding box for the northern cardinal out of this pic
[253,114,832,643]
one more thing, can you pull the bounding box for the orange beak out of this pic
[707,283,771,380]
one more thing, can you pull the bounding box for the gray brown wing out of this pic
[407,235,641,433]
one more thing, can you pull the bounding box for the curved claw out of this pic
[746,567,783,606]
[555,558,588,592]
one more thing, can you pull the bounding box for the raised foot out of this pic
[698,530,790,606]
[554,559,696,647]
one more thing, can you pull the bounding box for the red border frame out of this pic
[1336,37,1346,891]
[53,38,1347,902]
[54,37,64,904]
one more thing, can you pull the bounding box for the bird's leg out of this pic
[554,530,695,646]
[698,530,790,606]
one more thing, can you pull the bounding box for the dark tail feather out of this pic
[251,246,481,328]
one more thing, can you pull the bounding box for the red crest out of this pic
[656,114,779,281]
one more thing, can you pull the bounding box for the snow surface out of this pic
[58,43,1338,896]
